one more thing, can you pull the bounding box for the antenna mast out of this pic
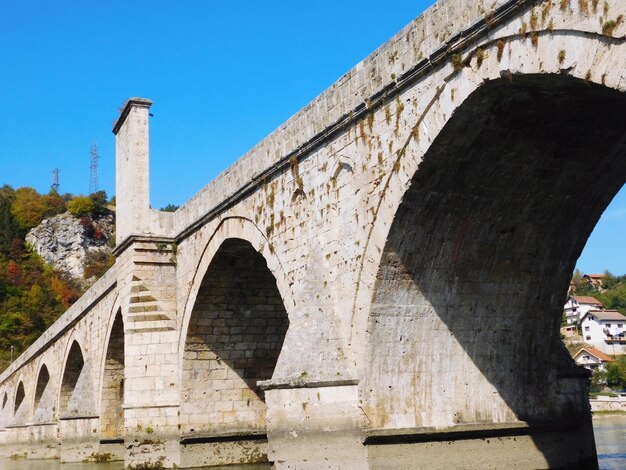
[90,142,99,194]
[51,168,60,193]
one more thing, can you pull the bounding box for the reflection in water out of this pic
[593,414,626,470]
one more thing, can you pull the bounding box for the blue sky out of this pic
[0,1,624,274]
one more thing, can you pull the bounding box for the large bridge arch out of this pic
[178,217,291,464]
[354,29,625,468]
[351,30,626,359]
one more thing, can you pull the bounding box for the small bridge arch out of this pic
[98,304,125,441]
[59,339,94,418]
[32,362,53,423]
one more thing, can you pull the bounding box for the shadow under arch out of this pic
[179,236,289,441]
[59,339,95,418]
[99,308,124,440]
[32,362,53,423]
[14,380,25,417]
[0,389,7,426]
[360,74,626,467]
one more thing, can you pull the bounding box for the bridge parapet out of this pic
[173,0,522,239]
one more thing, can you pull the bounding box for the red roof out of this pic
[572,296,603,305]
[574,346,615,363]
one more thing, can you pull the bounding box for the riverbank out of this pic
[590,397,626,413]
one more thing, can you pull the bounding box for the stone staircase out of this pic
[126,276,176,333]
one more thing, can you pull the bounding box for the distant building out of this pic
[572,346,616,372]
[583,273,606,290]
[580,310,626,355]
[561,324,578,337]
[563,295,603,325]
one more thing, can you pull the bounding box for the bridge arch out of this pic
[355,32,626,435]
[59,338,94,418]
[98,301,125,440]
[352,31,626,355]
[32,362,53,423]
[14,380,25,417]
[179,217,291,438]
[0,389,7,427]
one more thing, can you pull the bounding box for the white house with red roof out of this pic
[580,310,626,355]
[572,346,616,372]
[563,295,604,324]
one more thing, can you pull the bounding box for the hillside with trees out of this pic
[570,269,626,315]
[569,269,626,391]
[0,185,114,372]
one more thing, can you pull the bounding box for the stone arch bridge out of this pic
[1,0,625,468]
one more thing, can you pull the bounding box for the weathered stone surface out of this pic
[2,0,626,468]
[26,211,114,280]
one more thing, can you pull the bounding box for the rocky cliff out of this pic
[26,212,115,282]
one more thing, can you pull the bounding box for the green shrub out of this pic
[68,196,95,217]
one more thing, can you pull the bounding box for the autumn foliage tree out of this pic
[0,185,82,372]
[10,187,66,230]
[68,196,95,217]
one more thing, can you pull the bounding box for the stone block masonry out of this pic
[1,0,625,468]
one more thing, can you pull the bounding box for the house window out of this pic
[583,355,589,360]
[586,336,591,340]
[585,326,590,331]
[606,323,612,328]
[618,324,624,328]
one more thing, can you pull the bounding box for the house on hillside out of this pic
[563,295,604,325]
[572,346,616,372]
[560,324,578,338]
[580,310,626,355]
[583,273,606,291]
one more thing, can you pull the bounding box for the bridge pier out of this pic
[264,382,367,470]
[25,422,58,460]
[113,97,182,468]
[59,417,99,462]
[2,425,30,460]
[116,239,180,469]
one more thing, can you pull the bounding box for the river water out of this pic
[594,414,626,470]
[1,415,624,469]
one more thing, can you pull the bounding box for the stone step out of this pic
[129,292,157,303]
[127,313,172,323]
[130,284,150,293]
[127,301,159,313]
[126,319,175,333]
